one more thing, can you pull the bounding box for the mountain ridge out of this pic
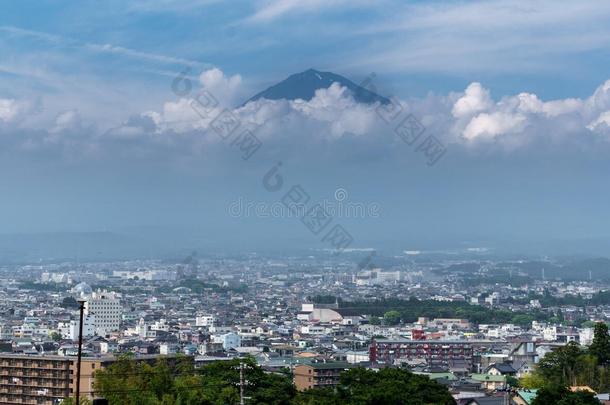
[244,68,390,105]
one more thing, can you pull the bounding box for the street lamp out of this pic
[76,299,86,405]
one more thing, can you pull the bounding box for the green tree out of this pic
[532,386,600,405]
[60,296,79,308]
[292,388,340,405]
[588,322,610,365]
[383,310,401,325]
[511,314,534,327]
[536,342,584,387]
[520,372,546,389]
[335,367,455,405]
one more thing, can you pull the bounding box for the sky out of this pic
[2,0,610,258]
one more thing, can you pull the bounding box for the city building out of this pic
[0,353,114,404]
[84,291,122,336]
[293,361,351,391]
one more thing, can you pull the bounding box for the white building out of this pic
[85,290,122,336]
[580,327,595,346]
[355,269,401,286]
[59,314,95,341]
[195,314,216,327]
[346,350,370,364]
[215,332,241,350]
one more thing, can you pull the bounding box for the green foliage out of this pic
[383,310,401,325]
[61,296,79,309]
[536,342,590,387]
[520,372,546,389]
[92,357,454,405]
[589,323,610,365]
[339,297,550,325]
[336,368,455,405]
[506,375,519,387]
[19,281,64,291]
[525,321,610,393]
[308,295,341,304]
[511,314,535,327]
[532,386,600,405]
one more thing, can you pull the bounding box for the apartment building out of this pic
[0,353,190,404]
[293,360,350,391]
[369,339,495,371]
[0,354,114,404]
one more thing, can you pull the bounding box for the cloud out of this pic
[51,110,82,133]
[452,83,492,118]
[346,0,610,74]
[246,0,370,23]
[8,67,610,165]
[0,98,40,123]
[127,0,223,13]
[0,26,210,69]
[462,111,526,140]
[199,68,243,106]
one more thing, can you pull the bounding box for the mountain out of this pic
[244,68,390,105]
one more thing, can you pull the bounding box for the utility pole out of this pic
[239,362,245,405]
[76,299,86,405]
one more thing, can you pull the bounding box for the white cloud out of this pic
[9,67,610,162]
[588,111,610,133]
[199,68,243,106]
[51,110,81,133]
[1,25,210,69]
[246,0,370,23]
[347,0,610,74]
[0,98,39,123]
[463,111,526,140]
[452,83,492,118]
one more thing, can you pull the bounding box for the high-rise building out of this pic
[84,291,122,336]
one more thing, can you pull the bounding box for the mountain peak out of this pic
[244,69,390,105]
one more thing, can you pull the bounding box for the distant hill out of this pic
[244,68,390,105]
[0,232,161,263]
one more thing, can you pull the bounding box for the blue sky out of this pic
[3,0,610,257]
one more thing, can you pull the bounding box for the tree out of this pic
[511,314,534,327]
[369,316,381,325]
[532,386,600,405]
[61,296,79,309]
[335,367,455,405]
[588,322,610,365]
[383,310,401,325]
[536,342,584,387]
[506,375,519,388]
[95,355,295,405]
[92,356,456,405]
[292,388,340,405]
[520,372,546,389]
[49,331,62,342]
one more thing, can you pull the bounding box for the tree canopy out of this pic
[92,356,455,405]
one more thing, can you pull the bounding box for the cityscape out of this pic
[0,252,609,403]
[3,0,610,404]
